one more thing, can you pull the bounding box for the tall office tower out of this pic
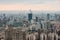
[36,17,38,22]
[47,14,50,20]
[38,29,40,40]
[55,14,60,21]
[3,14,7,26]
[28,10,32,22]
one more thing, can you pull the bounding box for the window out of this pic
[16,33,19,40]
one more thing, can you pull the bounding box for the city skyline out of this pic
[0,0,60,11]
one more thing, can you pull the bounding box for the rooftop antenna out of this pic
[29,9,32,13]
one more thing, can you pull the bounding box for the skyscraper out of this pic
[28,10,32,21]
[47,14,50,20]
[3,14,7,26]
[36,17,38,22]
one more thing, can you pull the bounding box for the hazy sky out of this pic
[0,0,60,11]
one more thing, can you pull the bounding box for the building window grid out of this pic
[16,33,19,40]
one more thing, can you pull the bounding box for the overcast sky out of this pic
[0,0,60,11]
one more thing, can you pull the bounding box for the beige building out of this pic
[26,32,38,40]
[5,25,26,40]
[0,31,5,40]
